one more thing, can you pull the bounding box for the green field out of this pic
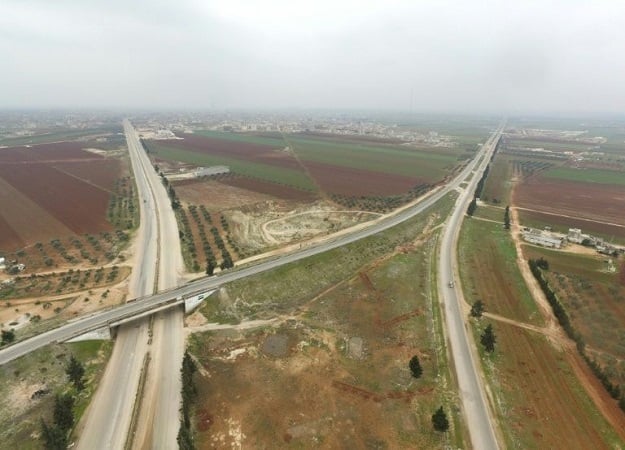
[544,167,625,186]
[473,204,507,223]
[480,154,513,205]
[287,135,460,180]
[148,142,317,191]
[459,219,543,325]
[507,138,592,153]
[193,129,286,147]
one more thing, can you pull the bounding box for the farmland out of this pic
[544,167,625,186]
[0,141,134,253]
[0,125,122,147]
[148,143,316,191]
[458,219,624,448]
[521,245,625,388]
[0,130,137,339]
[515,208,625,244]
[514,177,625,228]
[188,193,466,448]
[480,130,625,242]
[146,130,465,203]
[143,128,476,270]
[480,155,513,205]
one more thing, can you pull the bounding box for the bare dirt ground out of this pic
[0,278,128,335]
[228,200,381,251]
[187,223,460,449]
[174,179,274,211]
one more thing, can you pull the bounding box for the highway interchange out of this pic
[0,123,503,448]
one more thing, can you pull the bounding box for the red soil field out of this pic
[0,163,114,237]
[302,160,422,196]
[0,142,100,163]
[53,160,120,191]
[162,134,303,172]
[514,176,625,227]
[0,214,24,250]
[218,175,316,201]
[517,209,625,239]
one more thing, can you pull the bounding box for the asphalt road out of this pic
[438,127,503,450]
[77,119,159,449]
[128,120,185,449]
[0,130,493,367]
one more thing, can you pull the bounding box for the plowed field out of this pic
[219,175,317,201]
[163,133,302,171]
[0,142,120,251]
[0,142,98,163]
[303,160,422,196]
[514,176,625,227]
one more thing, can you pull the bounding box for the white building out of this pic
[195,166,229,177]
[567,228,583,244]
[0,257,5,270]
[522,229,565,249]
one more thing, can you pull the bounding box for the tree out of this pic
[65,355,86,391]
[536,257,549,270]
[504,205,511,230]
[432,406,449,432]
[40,418,67,450]
[220,252,233,270]
[480,324,496,353]
[619,259,625,287]
[1,329,15,345]
[53,393,74,433]
[177,426,194,450]
[467,198,477,217]
[206,260,216,276]
[409,355,423,379]
[179,351,198,448]
[470,300,485,318]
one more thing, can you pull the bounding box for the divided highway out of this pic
[439,127,503,450]
[77,120,184,449]
[130,119,185,449]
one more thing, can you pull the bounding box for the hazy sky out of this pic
[2,0,625,114]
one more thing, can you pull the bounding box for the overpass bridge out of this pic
[0,286,217,364]
[0,130,502,366]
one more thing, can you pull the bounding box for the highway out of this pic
[438,126,503,450]
[130,119,185,449]
[76,120,165,449]
[0,129,494,367]
[77,120,184,449]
